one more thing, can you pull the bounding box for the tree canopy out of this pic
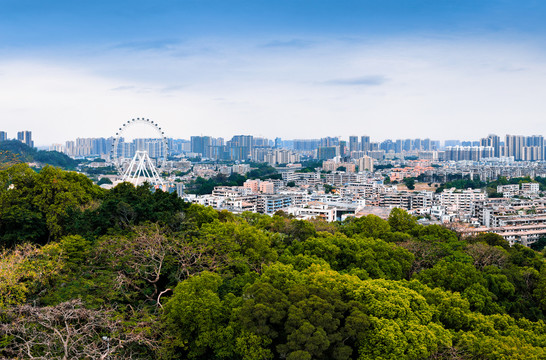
[0,164,545,359]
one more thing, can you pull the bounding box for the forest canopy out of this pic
[0,164,545,359]
[0,140,78,169]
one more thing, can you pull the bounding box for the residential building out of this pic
[287,202,336,222]
[349,136,359,152]
[259,181,275,194]
[258,195,292,214]
[356,156,374,172]
[317,146,338,160]
[49,144,64,152]
[243,179,260,193]
[232,164,251,175]
[440,188,486,215]
[17,131,33,147]
[497,184,520,198]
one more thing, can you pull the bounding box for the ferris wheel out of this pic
[110,118,169,186]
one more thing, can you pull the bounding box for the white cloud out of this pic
[1,36,546,145]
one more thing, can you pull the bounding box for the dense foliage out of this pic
[247,162,280,180]
[0,140,78,169]
[185,173,247,195]
[1,165,545,359]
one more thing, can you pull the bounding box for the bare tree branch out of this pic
[0,299,156,359]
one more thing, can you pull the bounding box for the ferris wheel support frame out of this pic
[110,118,169,187]
[122,150,165,187]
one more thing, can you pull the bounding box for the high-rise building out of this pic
[356,156,374,172]
[75,138,93,156]
[0,131,7,142]
[62,137,114,157]
[444,146,494,161]
[505,135,525,160]
[444,140,461,148]
[17,131,33,147]
[320,137,339,147]
[65,141,75,156]
[502,135,544,161]
[480,134,501,157]
[317,146,338,160]
[229,135,253,148]
[360,136,370,152]
[191,136,212,156]
[413,138,422,151]
[403,139,412,152]
[49,144,64,152]
[293,139,319,151]
[253,137,269,148]
[380,139,395,153]
[227,135,253,160]
[339,140,348,158]
[394,139,403,153]
[209,145,229,161]
[175,183,185,197]
[527,135,544,161]
[422,138,431,151]
[349,136,359,152]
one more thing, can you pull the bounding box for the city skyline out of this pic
[4,128,546,150]
[5,129,546,164]
[2,1,546,145]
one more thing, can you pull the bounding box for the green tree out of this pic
[66,181,187,237]
[162,272,233,359]
[0,243,63,308]
[388,208,418,234]
[323,184,335,194]
[0,164,103,244]
[472,233,511,250]
[403,177,415,190]
[97,177,113,186]
[287,220,317,242]
[288,233,414,280]
[341,214,391,239]
[415,260,485,294]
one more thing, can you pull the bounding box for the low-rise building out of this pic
[258,195,292,214]
[287,202,336,222]
[440,188,486,215]
[497,184,519,197]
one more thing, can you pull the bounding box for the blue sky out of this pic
[1,1,546,144]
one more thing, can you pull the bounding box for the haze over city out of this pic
[2,1,546,145]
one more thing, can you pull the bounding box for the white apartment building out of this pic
[49,144,64,152]
[497,184,520,198]
[440,188,486,214]
[278,190,311,205]
[287,202,336,222]
[281,171,321,183]
[232,164,251,175]
[521,182,540,197]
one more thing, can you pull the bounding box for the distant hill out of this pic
[0,140,78,169]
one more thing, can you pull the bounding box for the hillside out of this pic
[0,140,78,169]
[0,164,545,359]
